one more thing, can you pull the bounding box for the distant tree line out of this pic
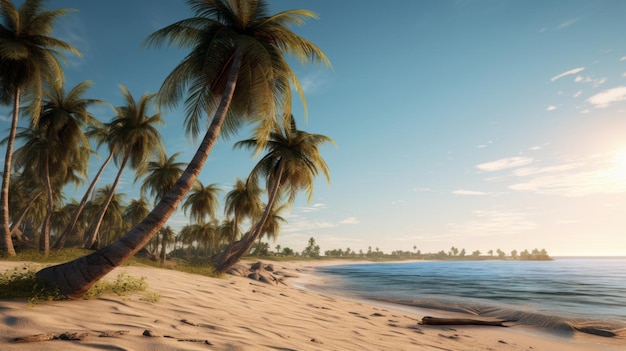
[261,238,551,261]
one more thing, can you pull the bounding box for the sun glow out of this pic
[609,148,626,188]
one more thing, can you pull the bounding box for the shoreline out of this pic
[0,260,621,350]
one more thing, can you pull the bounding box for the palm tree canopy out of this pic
[0,0,81,116]
[105,85,165,175]
[144,0,331,145]
[236,114,334,204]
[123,198,151,227]
[224,177,263,223]
[140,152,187,203]
[182,181,222,223]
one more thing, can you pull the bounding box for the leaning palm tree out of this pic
[224,177,263,242]
[0,0,80,256]
[182,181,222,224]
[37,0,329,298]
[83,85,164,249]
[254,202,287,254]
[214,115,333,272]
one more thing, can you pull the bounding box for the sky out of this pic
[2,0,626,256]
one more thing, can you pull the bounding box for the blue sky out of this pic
[2,0,626,256]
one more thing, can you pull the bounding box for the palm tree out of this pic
[224,178,263,242]
[54,123,112,250]
[14,80,102,254]
[182,181,222,224]
[140,152,186,202]
[123,198,151,228]
[254,202,286,254]
[158,225,175,264]
[0,0,80,256]
[140,152,185,256]
[83,85,164,249]
[37,0,329,298]
[214,114,333,272]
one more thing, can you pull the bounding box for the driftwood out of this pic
[420,316,510,327]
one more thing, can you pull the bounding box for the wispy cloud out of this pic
[339,217,359,224]
[476,156,534,172]
[297,69,330,95]
[546,105,557,111]
[512,163,583,177]
[558,18,579,29]
[551,67,584,82]
[587,86,626,108]
[298,203,327,213]
[477,141,493,148]
[452,189,487,196]
[447,210,536,236]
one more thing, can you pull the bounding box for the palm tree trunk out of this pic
[83,155,128,249]
[36,49,243,298]
[0,88,21,256]
[214,160,285,273]
[159,231,167,264]
[10,191,43,238]
[54,151,114,250]
[39,156,54,256]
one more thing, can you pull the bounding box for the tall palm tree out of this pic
[83,85,164,249]
[182,181,222,224]
[224,177,263,242]
[214,115,333,272]
[0,0,80,256]
[37,0,329,298]
[158,225,175,264]
[16,80,102,254]
[123,198,151,228]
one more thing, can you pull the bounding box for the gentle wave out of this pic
[317,258,626,339]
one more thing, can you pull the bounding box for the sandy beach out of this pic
[0,260,618,351]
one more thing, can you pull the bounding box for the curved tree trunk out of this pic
[83,155,128,249]
[10,191,43,238]
[36,49,242,298]
[214,160,284,273]
[0,88,21,256]
[54,151,114,250]
[39,156,54,256]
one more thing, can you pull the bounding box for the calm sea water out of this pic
[316,258,626,340]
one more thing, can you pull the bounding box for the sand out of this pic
[0,260,619,351]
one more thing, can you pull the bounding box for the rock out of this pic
[142,329,159,337]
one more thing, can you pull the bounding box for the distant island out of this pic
[250,237,552,261]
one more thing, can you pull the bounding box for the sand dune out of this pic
[0,260,610,351]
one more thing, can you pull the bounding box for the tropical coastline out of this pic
[1,259,621,351]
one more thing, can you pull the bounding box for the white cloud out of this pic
[339,217,359,224]
[298,203,327,213]
[447,210,536,236]
[452,189,487,196]
[558,18,579,29]
[477,141,493,148]
[620,56,626,61]
[411,187,431,192]
[476,156,534,172]
[587,86,626,108]
[551,67,584,82]
[512,163,584,177]
[573,90,582,98]
[546,105,557,111]
[529,146,542,151]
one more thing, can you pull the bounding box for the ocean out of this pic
[316,257,626,346]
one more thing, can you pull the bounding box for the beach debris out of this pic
[420,316,510,327]
[14,330,130,343]
[143,329,159,337]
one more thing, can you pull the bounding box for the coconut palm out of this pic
[37,0,329,298]
[182,181,222,225]
[254,203,287,254]
[214,115,333,272]
[140,152,186,203]
[224,178,263,242]
[140,152,185,255]
[0,0,80,256]
[16,80,102,254]
[158,225,175,264]
[218,218,239,247]
[123,198,151,228]
[54,123,113,250]
[82,85,164,249]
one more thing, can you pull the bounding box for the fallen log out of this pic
[420,316,511,327]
